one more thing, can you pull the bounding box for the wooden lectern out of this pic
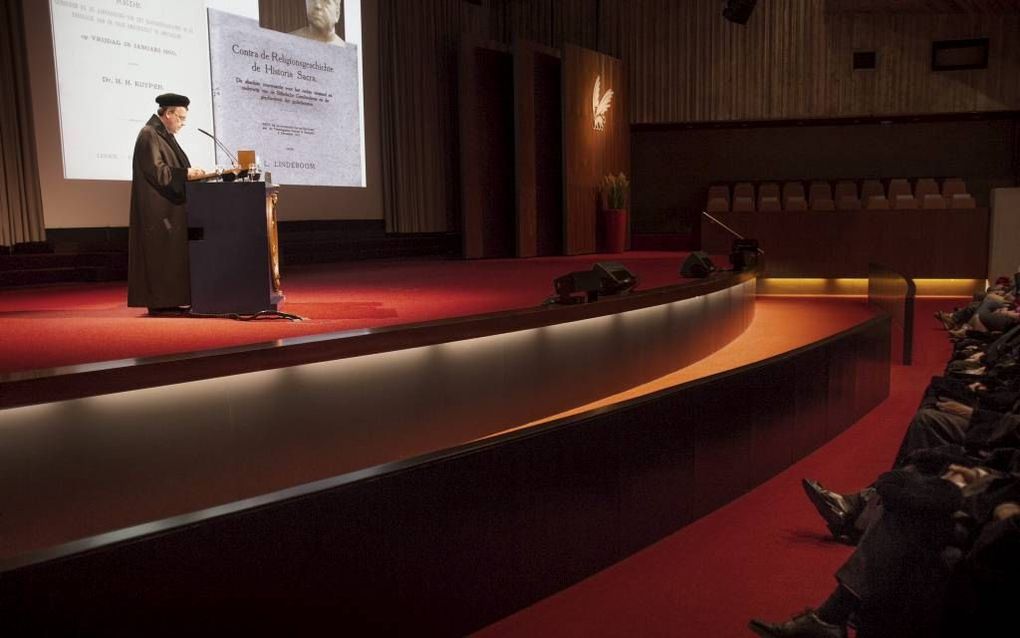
[186,181,283,315]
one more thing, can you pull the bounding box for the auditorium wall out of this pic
[601,0,1020,123]
[384,0,1020,235]
[9,0,1020,234]
[632,115,1020,234]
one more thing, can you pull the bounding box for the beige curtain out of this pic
[379,0,600,233]
[0,0,45,248]
[379,0,486,233]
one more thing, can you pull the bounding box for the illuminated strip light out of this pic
[0,280,756,558]
[758,278,984,297]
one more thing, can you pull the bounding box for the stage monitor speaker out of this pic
[723,0,757,25]
[554,270,603,302]
[680,251,716,278]
[730,238,760,271]
[594,262,638,295]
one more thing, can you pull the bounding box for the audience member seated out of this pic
[935,279,1018,335]
[750,273,1020,638]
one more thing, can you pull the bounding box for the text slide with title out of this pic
[49,0,216,180]
[208,9,362,187]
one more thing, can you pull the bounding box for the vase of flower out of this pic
[600,172,630,253]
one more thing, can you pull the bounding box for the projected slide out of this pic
[208,9,362,187]
[49,0,216,180]
[49,0,365,187]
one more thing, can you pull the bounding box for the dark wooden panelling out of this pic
[513,40,539,257]
[600,0,1020,124]
[793,347,833,458]
[459,41,516,259]
[562,45,630,254]
[869,263,916,365]
[534,49,564,256]
[0,315,891,637]
[747,359,799,487]
[701,209,990,278]
[615,395,697,556]
[691,381,754,518]
[513,41,563,257]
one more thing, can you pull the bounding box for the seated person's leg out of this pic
[892,407,969,468]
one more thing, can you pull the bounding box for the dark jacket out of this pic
[127,115,192,308]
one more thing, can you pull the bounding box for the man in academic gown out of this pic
[127,92,205,314]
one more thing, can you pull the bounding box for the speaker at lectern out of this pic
[186,180,283,315]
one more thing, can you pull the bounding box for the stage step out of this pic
[0,253,127,288]
[281,234,459,264]
[2,229,459,287]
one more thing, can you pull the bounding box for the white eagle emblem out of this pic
[592,75,614,131]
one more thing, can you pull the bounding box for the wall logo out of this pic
[592,76,614,131]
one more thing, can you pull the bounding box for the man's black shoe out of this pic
[801,479,854,540]
[147,306,189,317]
[749,609,847,638]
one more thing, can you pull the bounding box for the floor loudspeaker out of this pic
[554,270,602,301]
[680,251,716,278]
[593,262,638,295]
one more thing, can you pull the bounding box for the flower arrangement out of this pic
[602,172,630,209]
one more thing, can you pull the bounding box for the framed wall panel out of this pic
[561,44,630,255]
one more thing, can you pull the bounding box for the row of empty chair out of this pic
[706,178,975,212]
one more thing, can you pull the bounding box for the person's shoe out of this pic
[147,306,188,317]
[801,479,853,539]
[947,326,968,340]
[749,609,847,638]
[934,311,957,330]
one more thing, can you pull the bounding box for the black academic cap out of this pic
[155,93,190,108]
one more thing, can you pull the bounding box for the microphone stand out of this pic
[197,128,238,166]
[701,211,764,271]
[701,211,765,254]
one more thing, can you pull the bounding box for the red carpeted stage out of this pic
[0,251,696,374]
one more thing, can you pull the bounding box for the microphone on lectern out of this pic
[197,128,238,166]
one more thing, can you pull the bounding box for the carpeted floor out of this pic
[0,252,696,374]
[473,297,964,638]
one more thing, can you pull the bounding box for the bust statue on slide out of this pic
[290,0,347,46]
